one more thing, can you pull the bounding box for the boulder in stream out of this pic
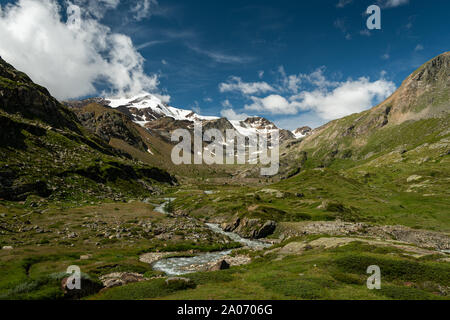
[210,259,230,271]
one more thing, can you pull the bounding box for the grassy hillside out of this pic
[290,52,449,169]
[0,53,448,301]
[91,241,449,300]
[170,53,450,232]
[0,57,176,204]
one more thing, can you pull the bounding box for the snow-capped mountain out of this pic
[230,117,278,136]
[104,92,303,141]
[106,93,277,133]
[106,93,218,126]
[292,126,312,139]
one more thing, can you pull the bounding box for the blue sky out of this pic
[0,0,449,129]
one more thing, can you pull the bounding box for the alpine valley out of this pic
[0,52,449,300]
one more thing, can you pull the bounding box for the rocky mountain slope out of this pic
[294,52,449,167]
[62,95,298,182]
[67,93,299,143]
[278,52,449,178]
[293,126,312,139]
[0,57,176,202]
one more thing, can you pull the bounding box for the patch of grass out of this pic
[188,269,237,285]
[91,277,195,300]
[375,285,444,300]
[330,271,363,285]
[335,253,450,285]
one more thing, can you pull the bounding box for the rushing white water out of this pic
[152,250,233,275]
[205,223,271,250]
[153,198,176,214]
[152,223,271,276]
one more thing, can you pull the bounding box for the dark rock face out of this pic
[73,104,148,152]
[210,259,230,271]
[222,217,240,232]
[0,57,80,132]
[222,217,277,239]
[279,129,295,141]
[254,220,277,239]
[61,276,104,300]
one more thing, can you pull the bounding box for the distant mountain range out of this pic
[1,52,449,199]
[64,93,311,143]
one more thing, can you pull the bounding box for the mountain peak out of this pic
[243,116,278,130]
[293,126,312,139]
[374,51,450,123]
[104,92,218,125]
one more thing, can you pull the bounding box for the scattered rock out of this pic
[178,254,252,273]
[100,272,145,289]
[67,232,78,239]
[260,189,285,198]
[222,217,240,232]
[222,217,276,239]
[254,220,277,239]
[139,252,175,265]
[210,259,230,271]
[278,221,450,250]
[2,246,13,250]
[407,175,423,183]
[268,234,448,260]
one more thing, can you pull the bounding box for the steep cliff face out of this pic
[0,57,80,132]
[73,103,149,152]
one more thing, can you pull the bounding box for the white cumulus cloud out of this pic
[219,76,275,95]
[293,77,396,120]
[0,0,159,100]
[245,95,301,115]
[220,108,249,121]
[222,68,396,124]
